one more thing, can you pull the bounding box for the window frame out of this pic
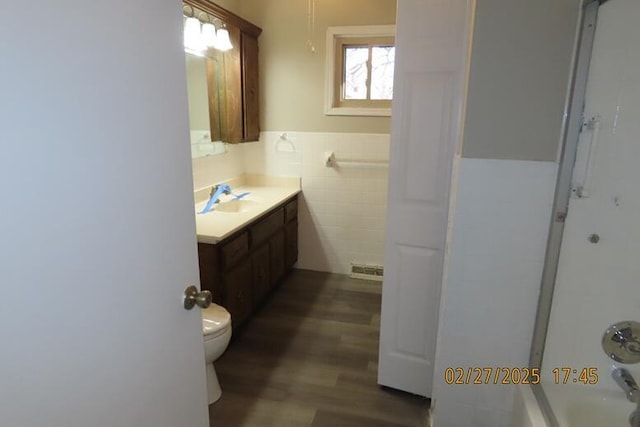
[325,25,396,117]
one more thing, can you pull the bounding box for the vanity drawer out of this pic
[221,231,249,271]
[284,198,298,223]
[250,208,284,247]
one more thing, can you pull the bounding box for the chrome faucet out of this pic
[198,184,232,214]
[198,183,250,215]
[612,368,640,427]
[210,184,231,200]
[613,368,640,403]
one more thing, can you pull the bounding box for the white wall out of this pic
[433,158,557,427]
[462,0,580,161]
[238,0,396,134]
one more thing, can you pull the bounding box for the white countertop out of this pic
[194,175,301,244]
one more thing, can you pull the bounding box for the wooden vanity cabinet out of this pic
[197,194,299,332]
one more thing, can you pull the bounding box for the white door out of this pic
[542,0,640,389]
[0,2,209,427]
[378,0,472,396]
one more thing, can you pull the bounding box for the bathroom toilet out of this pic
[202,303,232,404]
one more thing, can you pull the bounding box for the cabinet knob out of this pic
[183,285,212,310]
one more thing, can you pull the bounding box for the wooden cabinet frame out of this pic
[184,0,262,143]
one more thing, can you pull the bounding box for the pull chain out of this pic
[306,0,316,53]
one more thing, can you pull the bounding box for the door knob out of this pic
[184,285,212,310]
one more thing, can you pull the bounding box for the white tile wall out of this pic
[244,131,390,274]
[432,158,558,427]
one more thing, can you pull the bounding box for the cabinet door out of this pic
[220,231,249,271]
[223,259,252,330]
[250,207,284,248]
[251,243,270,308]
[269,229,285,287]
[284,218,298,270]
[197,243,222,304]
[284,198,298,223]
[221,25,243,143]
[242,33,260,141]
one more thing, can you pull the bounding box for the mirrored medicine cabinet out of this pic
[183,0,262,159]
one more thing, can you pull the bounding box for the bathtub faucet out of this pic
[613,367,640,403]
[614,368,640,427]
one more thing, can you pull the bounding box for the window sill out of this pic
[325,106,391,117]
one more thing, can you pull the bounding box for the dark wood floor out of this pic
[209,269,430,426]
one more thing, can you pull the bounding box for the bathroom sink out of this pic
[214,199,259,213]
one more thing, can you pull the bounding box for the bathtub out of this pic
[513,382,633,427]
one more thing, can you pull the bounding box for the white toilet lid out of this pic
[202,303,231,337]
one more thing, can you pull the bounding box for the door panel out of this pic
[402,73,453,202]
[0,2,209,426]
[378,0,472,397]
[394,246,441,358]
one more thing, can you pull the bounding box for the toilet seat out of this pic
[202,303,231,339]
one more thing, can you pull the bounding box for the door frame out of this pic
[528,1,601,426]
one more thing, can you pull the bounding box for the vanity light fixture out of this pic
[182,4,233,54]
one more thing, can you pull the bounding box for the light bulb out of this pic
[215,28,233,51]
[201,23,217,48]
[184,17,205,54]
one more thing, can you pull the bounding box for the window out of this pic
[325,26,396,116]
